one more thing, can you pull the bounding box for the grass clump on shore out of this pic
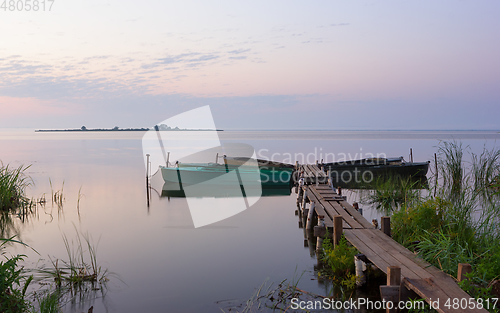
[0,237,34,313]
[384,141,500,309]
[0,164,32,212]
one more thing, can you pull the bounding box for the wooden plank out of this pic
[343,229,392,273]
[302,165,314,178]
[348,229,479,312]
[338,200,375,229]
[307,190,365,229]
[350,229,422,280]
[306,188,348,229]
[323,201,364,229]
[403,278,457,313]
[311,165,327,178]
[314,185,333,190]
[368,228,483,305]
[361,229,432,279]
[363,231,485,312]
[312,203,333,228]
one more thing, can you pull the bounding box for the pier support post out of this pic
[301,189,308,210]
[314,215,326,238]
[146,154,150,206]
[355,254,367,286]
[306,202,316,230]
[380,266,401,313]
[315,215,325,253]
[333,215,343,247]
[337,186,342,196]
[296,186,303,204]
[381,216,391,237]
[458,263,472,282]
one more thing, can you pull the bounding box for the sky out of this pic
[0,0,499,130]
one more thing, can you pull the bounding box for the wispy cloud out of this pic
[228,48,251,54]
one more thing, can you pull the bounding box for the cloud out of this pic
[141,52,221,69]
[228,48,251,54]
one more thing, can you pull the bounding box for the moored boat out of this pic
[160,163,294,187]
[320,157,430,183]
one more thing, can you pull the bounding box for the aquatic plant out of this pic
[0,163,32,211]
[33,290,62,313]
[38,229,108,287]
[0,237,34,313]
[362,175,420,214]
[217,272,314,313]
[320,236,358,277]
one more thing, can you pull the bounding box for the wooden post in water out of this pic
[306,202,316,230]
[434,153,438,197]
[458,263,472,282]
[146,154,150,206]
[301,189,308,210]
[355,254,367,286]
[381,217,391,237]
[333,215,343,247]
[315,215,325,253]
[410,148,413,163]
[296,186,303,205]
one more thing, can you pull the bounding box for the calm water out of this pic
[1,129,499,312]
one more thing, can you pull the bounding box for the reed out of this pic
[0,237,34,313]
[362,175,420,214]
[389,141,500,307]
[0,163,32,211]
[34,290,61,313]
[37,227,109,290]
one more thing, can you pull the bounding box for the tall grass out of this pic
[38,228,108,287]
[362,175,421,214]
[0,163,32,211]
[388,141,500,308]
[0,237,34,313]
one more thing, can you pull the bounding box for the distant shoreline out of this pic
[35,128,223,132]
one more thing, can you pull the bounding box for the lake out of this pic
[1,129,499,312]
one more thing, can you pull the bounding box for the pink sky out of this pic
[1,0,499,130]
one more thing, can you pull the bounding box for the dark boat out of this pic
[319,157,430,187]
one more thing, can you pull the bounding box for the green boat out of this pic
[160,159,294,187]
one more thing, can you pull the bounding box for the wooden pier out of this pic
[295,164,487,313]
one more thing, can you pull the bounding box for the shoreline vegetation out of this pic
[35,124,223,132]
[1,165,110,312]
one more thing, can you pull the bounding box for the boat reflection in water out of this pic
[160,182,292,198]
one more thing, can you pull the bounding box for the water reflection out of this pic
[160,182,292,198]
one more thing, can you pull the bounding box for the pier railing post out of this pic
[333,215,343,247]
[458,263,472,282]
[381,216,391,237]
[380,266,401,313]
